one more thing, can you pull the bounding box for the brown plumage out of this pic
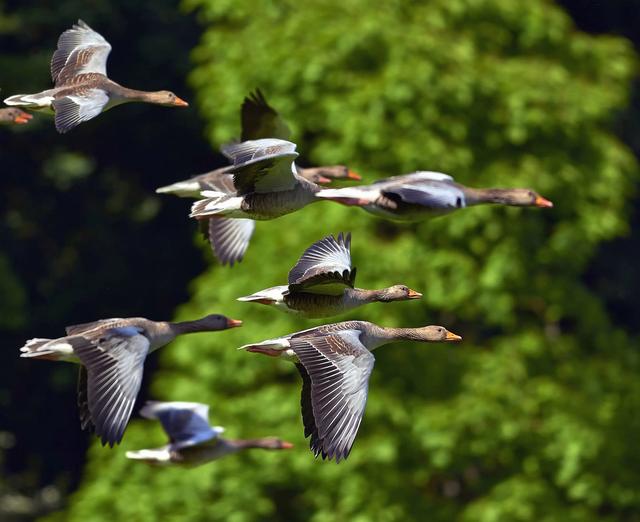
[4,20,187,133]
[19,314,242,446]
[241,320,462,462]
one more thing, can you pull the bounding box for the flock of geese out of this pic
[9,20,553,465]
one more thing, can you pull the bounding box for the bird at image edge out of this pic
[4,20,188,133]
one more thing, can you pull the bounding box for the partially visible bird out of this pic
[316,171,553,220]
[241,320,462,462]
[157,90,358,265]
[238,232,422,318]
[19,314,242,447]
[0,107,33,125]
[4,20,188,133]
[189,138,330,266]
[126,401,293,466]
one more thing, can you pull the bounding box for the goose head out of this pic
[201,314,243,330]
[377,285,423,302]
[412,325,462,342]
[2,108,33,124]
[146,91,189,107]
[503,189,553,208]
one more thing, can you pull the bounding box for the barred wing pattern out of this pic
[288,233,355,295]
[51,20,112,86]
[222,139,299,194]
[73,327,149,447]
[290,330,374,462]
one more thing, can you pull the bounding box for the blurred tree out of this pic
[36,0,640,521]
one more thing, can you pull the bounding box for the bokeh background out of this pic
[1,0,639,520]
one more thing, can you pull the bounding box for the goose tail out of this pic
[156,179,201,198]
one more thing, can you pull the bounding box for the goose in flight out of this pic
[316,171,553,220]
[19,314,242,446]
[157,90,358,265]
[241,320,462,462]
[189,138,339,266]
[4,20,188,133]
[0,107,33,125]
[126,401,293,466]
[238,232,422,318]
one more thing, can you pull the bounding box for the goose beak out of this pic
[227,318,243,328]
[535,195,553,208]
[347,170,362,181]
[317,175,332,185]
[14,113,32,124]
[280,441,295,449]
[173,97,189,107]
[445,330,463,342]
[407,289,423,299]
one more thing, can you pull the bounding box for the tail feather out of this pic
[237,285,287,304]
[20,338,53,355]
[19,337,77,360]
[190,192,242,218]
[125,448,172,464]
[4,93,52,109]
[155,180,201,198]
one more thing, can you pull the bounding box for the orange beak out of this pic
[227,318,243,328]
[280,441,295,449]
[445,330,463,342]
[407,288,423,299]
[535,195,553,208]
[347,170,361,181]
[173,97,189,107]
[14,113,32,124]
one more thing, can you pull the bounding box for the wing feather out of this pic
[291,330,374,462]
[288,233,354,294]
[52,20,112,86]
[72,329,149,447]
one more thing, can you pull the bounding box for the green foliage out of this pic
[57,0,639,520]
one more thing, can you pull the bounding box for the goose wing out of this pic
[288,233,355,295]
[71,326,149,447]
[290,330,374,462]
[139,401,222,450]
[373,171,455,185]
[51,20,112,86]
[52,89,110,133]
[241,89,291,141]
[207,218,256,266]
[221,139,299,194]
[65,318,123,336]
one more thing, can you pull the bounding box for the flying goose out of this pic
[316,171,553,220]
[241,320,462,462]
[238,232,422,318]
[4,20,188,133]
[126,401,293,466]
[157,90,358,265]
[0,107,33,125]
[19,314,242,446]
[189,138,331,266]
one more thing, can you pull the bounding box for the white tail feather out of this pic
[155,180,201,198]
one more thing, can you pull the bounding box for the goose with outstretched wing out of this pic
[240,320,462,462]
[4,20,187,133]
[317,171,553,220]
[126,401,293,466]
[19,314,241,446]
[238,233,421,317]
